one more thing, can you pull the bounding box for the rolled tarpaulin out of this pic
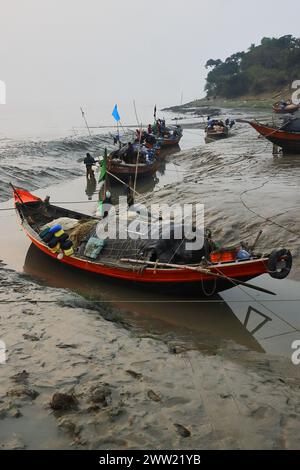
[55,233,69,243]
[48,237,60,249]
[49,224,62,234]
[61,239,73,250]
[53,229,64,238]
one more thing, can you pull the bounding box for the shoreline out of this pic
[162,96,276,115]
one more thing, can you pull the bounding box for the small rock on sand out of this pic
[174,423,191,438]
[126,370,143,380]
[0,434,26,450]
[89,384,111,406]
[11,370,29,384]
[7,386,39,400]
[23,333,40,342]
[50,392,78,411]
[147,390,161,402]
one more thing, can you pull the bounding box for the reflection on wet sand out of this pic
[85,175,97,200]
[24,243,264,354]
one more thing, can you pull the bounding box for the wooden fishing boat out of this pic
[107,158,160,177]
[108,143,160,178]
[12,186,292,296]
[273,101,300,114]
[154,125,183,147]
[205,124,229,139]
[239,119,300,154]
[158,131,182,147]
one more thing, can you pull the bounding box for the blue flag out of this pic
[112,104,120,122]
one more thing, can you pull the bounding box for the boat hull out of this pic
[206,127,229,140]
[249,121,300,154]
[159,136,182,147]
[13,188,273,296]
[107,159,160,178]
[273,103,300,114]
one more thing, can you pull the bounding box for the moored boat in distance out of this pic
[157,125,183,147]
[205,119,229,140]
[12,186,293,296]
[148,119,183,148]
[273,100,300,114]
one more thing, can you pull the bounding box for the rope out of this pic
[239,176,300,239]
[212,264,300,333]
[0,299,300,304]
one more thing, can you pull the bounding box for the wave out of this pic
[0,133,115,202]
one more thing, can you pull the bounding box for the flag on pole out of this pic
[99,148,107,182]
[112,104,120,122]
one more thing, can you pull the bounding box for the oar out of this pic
[120,258,276,296]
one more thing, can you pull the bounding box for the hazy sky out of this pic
[1,0,300,133]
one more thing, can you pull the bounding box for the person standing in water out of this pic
[84,153,96,178]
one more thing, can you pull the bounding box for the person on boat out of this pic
[113,133,120,145]
[157,120,161,136]
[207,118,216,128]
[84,153,96,178]
[279,99,289,110]
[225,118,230,126]
[229,119,235,128]
[145,133,156,146]
[148,124,153,134]
[124,142,135,164]
[136,129,142,141]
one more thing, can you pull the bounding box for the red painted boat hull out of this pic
[249,121,300,154]
[13,188,271,295]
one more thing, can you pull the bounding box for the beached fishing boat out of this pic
[108,143,160,178]
[13,186,292,296]
[157,126,183,147]
[147,121,182,148]
[240,118,300,153]
[205,122,229,139]
[273,101,300,114]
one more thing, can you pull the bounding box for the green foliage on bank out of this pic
[205,35,300,98]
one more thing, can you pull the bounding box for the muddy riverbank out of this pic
[1,264,300,450]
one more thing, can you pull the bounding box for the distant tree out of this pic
[205,59,222,69]
[204,35,300,98]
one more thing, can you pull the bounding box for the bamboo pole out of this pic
[80,107,92,137]
[133,123,143,195]
[120,258,276,296]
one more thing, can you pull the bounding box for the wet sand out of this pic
[1,265,300,450]
[1,115,300,449]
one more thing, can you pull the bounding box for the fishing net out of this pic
[67,219,98,250]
